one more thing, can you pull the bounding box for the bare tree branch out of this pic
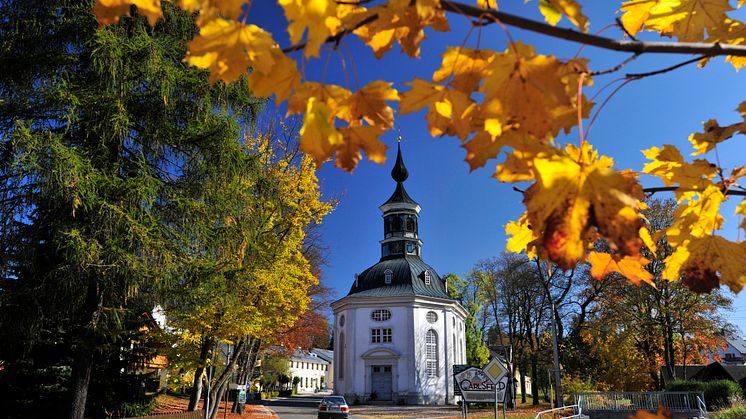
[644,186,746,196]
[441,1,746,57]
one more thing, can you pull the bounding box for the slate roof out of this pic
[311,348,334,362]
[347,255,451,299]
[729,337,746,354]
[382,182,418,207]
[292,349,329,365]
[660,363,746,385]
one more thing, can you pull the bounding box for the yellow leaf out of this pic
[642,144,716,192]
[505,214,537,259]
[432,47,496,93]
[524,143,645,270]
[538,0,589,32]
[674,184,725,238]
[336,125,388,171]
[620,0,733,41]
[619,0,660,36]
[353,2,449,58]
[663,235,746,293]
[185,19,277,83]
[689,119,741,155]
[300,97,344,168]
[94,0,162,26]
[639,226,657,253]
[399,79,475,139]
[287,82,352,119]
[343,80,400,127]
[248,50,300,103]
[736,199,746,231]
[462,128,556,174]
[476,0,497,8]
[178,0,246,20]
[588,252,653,285]
[479,42,592,140]
[278,0,341,58]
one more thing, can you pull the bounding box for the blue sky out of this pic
[247,1,746,334]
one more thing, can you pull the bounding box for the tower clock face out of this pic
[406,243,415,253]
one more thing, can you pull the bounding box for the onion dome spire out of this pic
[391,137,409,183]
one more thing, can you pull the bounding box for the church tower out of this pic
[331,140,468,405]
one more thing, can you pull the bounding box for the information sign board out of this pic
[452,357,510,403]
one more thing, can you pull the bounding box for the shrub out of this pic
[562,374,595,405]
[702,380,744,411]
[665,379,705,393]
[713,405,746,419]
[666,379,744,411]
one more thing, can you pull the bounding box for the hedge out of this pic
[665,379,744,410]
[713,405,746,419]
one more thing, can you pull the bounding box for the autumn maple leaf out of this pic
[521,143,646,270]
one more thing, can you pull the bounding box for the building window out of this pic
[372,309,391,322]
[339,315,345,327]
[406,216,414,231]
[384,269,393,284]
[372,328,392,343]
[339,332,345,379]
[426,329,438,377]
[453,333,457,361]
[426,311,438,323]
[424,270,431,285]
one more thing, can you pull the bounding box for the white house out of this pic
[718,337,746,365]
[331,142,468,405]
[311,348,334,389]
[289,349,330,392]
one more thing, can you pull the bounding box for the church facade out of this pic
[331,143,468,405]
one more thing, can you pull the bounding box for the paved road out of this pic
[260,394,362,419]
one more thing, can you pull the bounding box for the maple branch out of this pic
[282,12,380,54]
[591,53,639,76]
[440,1,746,57]
[643,186,746,196]
[625,56,706,79]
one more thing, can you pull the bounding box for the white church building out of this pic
[331,142,468,405]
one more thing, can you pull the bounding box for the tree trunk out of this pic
[69,347,94,419]
[189,337,215,411]
[68,280,105,419]
[530,353,539,406]
[208,339,246,419]
[519,360,527,405]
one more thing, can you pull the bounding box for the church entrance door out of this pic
[370,365,392,400]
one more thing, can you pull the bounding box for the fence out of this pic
[575,392,706,418]
[123,411,204,419]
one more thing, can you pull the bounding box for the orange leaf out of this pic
[588,252,653,285]
[94,0,162,26]
[336,125,389,171]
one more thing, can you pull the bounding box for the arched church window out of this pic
[339,315,345,327]
[426,329,438,377]
[371,309,391,322]
[426,311,438,323]
[384,269,393,284]
[424,270,431,285]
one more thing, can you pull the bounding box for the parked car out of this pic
[317,396,349,419]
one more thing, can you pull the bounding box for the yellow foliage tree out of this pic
[92,0,746,294]
[163,129,332,417]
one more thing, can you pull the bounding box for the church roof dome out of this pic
[347,255,450,299]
